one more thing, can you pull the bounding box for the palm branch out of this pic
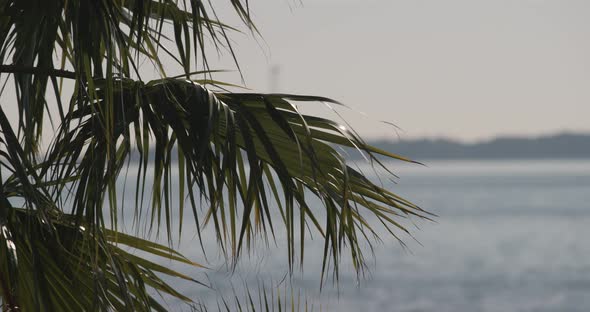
[0,0,431,310]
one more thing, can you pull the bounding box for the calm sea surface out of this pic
[122,159,590,312]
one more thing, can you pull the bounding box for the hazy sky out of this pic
[3,0,588,143]
[209,0,590,141]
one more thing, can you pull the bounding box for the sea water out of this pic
[122,159,590,311]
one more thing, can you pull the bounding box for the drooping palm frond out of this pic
[0,0,431,310]
[43,77,431,276]
[0,207,204,311]
[0,109,206,310]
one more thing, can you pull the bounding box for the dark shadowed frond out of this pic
[0,0,249,153]
[0,104,206,310]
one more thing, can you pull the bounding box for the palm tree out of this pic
[0,1,431,310]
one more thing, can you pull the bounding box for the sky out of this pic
[3,0,589,143]
[207,0,590,142]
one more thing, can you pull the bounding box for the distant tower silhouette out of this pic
[269,65,280,92]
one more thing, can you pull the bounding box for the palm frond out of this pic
[43,78,430,279]
[0,0,248,151]
[0,198,204,311]
[0,0,431,310]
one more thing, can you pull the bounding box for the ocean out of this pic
[5,160,590,312]
[124,159,590,311]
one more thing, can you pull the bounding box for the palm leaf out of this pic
[43,78,430,278]
[0,0,432,310]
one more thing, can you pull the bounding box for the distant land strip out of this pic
[125,133,590,164]
[360,132,590,161]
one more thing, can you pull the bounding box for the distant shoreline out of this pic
[126,133,590,164]
[358,132,590,161]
